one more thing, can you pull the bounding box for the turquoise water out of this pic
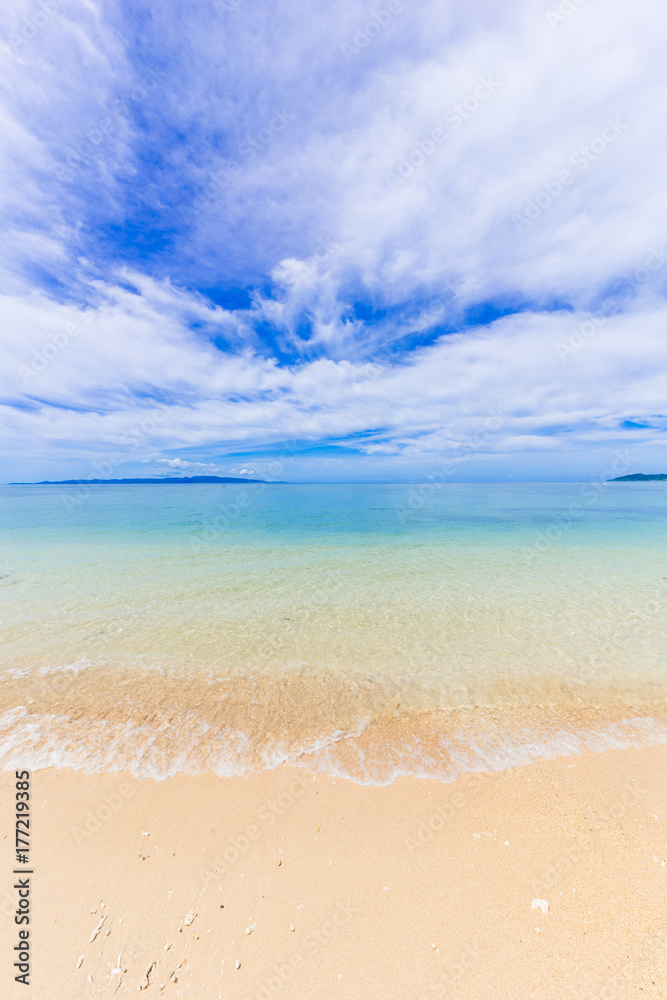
[0,482,666,781]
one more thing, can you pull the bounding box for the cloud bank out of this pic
[1,0,665,480]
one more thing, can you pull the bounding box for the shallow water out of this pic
[1,482,665,782]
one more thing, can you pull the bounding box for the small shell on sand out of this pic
[531,898,549,914]
[183,909,197,926]
[75,956,84,970]
[290,924,295,932]
[235,959,241,969]
[245,924,255,934]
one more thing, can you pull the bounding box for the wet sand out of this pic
[1,744,666,999]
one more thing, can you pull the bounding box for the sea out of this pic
[0,481,665,784]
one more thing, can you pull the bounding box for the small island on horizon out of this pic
[9,475,268,485]
[609,473,667,481]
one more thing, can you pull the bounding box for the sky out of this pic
[1,0,666,483]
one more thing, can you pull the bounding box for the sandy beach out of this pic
[1,744,665,999]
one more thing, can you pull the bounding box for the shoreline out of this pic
[2,661,667,782]
[1,744,666,998]
[1,701,666,784]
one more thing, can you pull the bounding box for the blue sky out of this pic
[1,0,666,482]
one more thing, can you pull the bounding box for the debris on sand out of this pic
[138,961,156,990]
[90,916,106,942]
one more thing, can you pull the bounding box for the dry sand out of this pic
[1,745,666,999]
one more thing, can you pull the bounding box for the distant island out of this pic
[609,473,667,481]
[10,476,266,485]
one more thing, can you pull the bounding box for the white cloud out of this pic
[1,271,666,479]
[148,457,224,475]
[0,0,666,478]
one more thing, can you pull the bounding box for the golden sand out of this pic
[1,744,666,998]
